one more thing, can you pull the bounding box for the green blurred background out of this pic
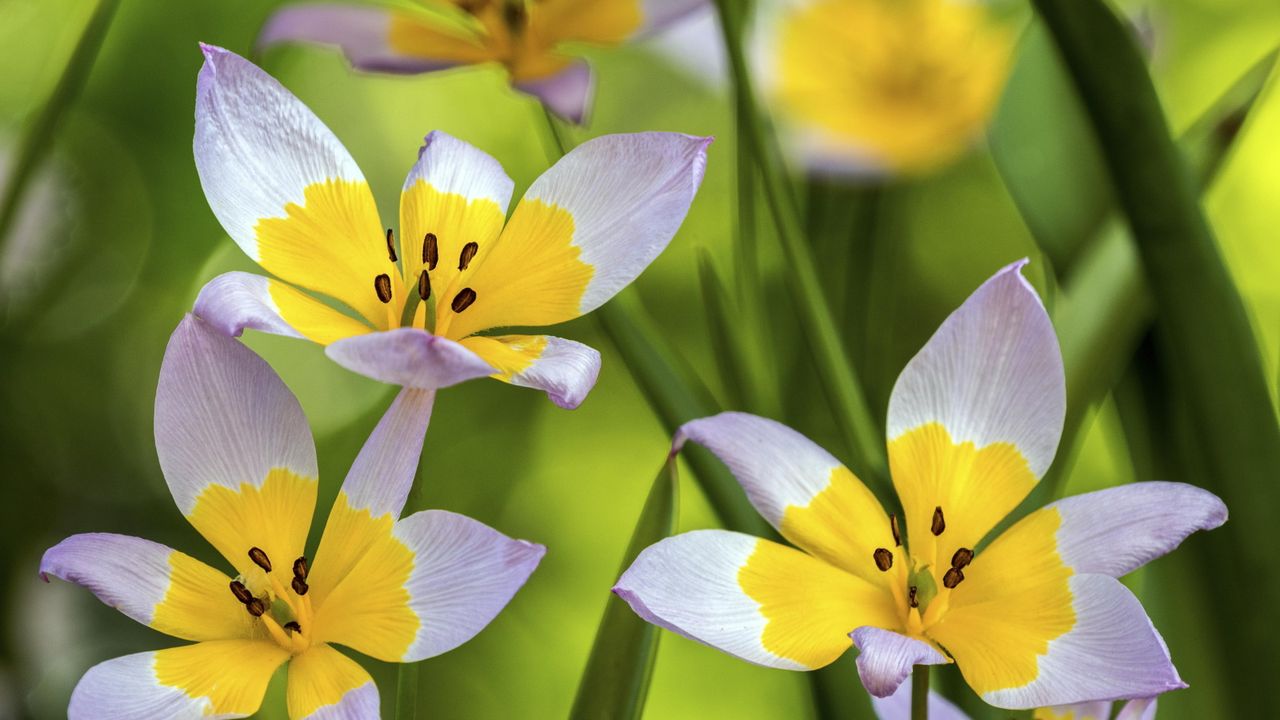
[1,0,1277,718]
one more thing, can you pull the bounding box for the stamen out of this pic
[890,513,901,547]
[451,288,477,313]
[374,273,393,303]
[908,585,919,608]
[931,506,946,536]
[872,547,893,572]
[458,241,478,270]
[503,1,526,29]
[292,577,310,596]
[284,621,302,633]
[943,567,965,589]
[385,228,398,262]
[228,580,253,605]
[246,597,267,617]
[951,547,974,569]
[423,232,439,270]
[248,547,272,573]
[418,270,431,301]
[293,556,309,580]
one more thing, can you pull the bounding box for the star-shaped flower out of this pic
[41,315,544,718]
[613,261,1225,708]
[192,45,710,409]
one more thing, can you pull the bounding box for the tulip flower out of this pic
[756,0,1012,175]
[40,315,544,718]
[613,261,1226,708]
[191,45,709,410]
[256,0,707,122]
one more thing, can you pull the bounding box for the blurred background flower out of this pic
[257,0,706,122]
[755,0,1013,176]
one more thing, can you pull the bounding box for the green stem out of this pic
[711,0,886,486]
[911,665,929,720]
[534,102,769,537]
[0,0,119,255]
[395,662,419,720]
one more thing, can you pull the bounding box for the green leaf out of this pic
[596,291,770,537]
[1033,1,1280,715]
[1007,34,1276,504]
[570,455,680,720]
[0,0,119,254]
[989,21,1113,270]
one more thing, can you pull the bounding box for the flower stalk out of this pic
[395,662,419,720]
[911,665,929,720]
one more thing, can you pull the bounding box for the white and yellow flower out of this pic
[192,45,710,409]
[614,261,1225,708]
[756,0,1012,175]
[40,315,544,719]
[257,0,706,122]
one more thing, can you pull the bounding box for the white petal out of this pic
[978,575,1185,709]
[1047,482,1227,577]
[850,627,948,699]
[155,314,316,515]
[887,259,1064,478]
[521,132,711,314]
[324,327,495,390]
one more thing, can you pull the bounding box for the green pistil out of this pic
[909,564,939,612]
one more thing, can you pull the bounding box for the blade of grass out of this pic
[533,102,768,537]
[697,248,751,409]
[595,289,768,537]
[570,455,680,720]
[1030,0,1280,477]
[711,0,887,488]
[0,0,119,255]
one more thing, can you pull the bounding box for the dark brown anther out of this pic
[246,598,267,617]
[418,270,431,301]
[890,514,901,547]
[451,288,477,313]
[292,577,310,596]
[229,580,253,605]
[872,548,893,572]
[502,1,526,29]
[943,567,965,589]
[284,621,302,633]
[908,585,919,608]
[951,547,974,569]
[931,506,946,536]
[423,232,439,270]
[293,556,309,581]
[385,228,398,262]
[374,273,393,303]
[248,547,272,573]
[458,241,479,271]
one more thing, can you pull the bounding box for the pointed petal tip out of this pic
[197,42,232,67]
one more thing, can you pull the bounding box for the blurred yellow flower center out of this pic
[774,0,1012,173]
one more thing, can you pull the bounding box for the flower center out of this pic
[228,546,314,654]
[871,507,974,635]
[376,228,482,334]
